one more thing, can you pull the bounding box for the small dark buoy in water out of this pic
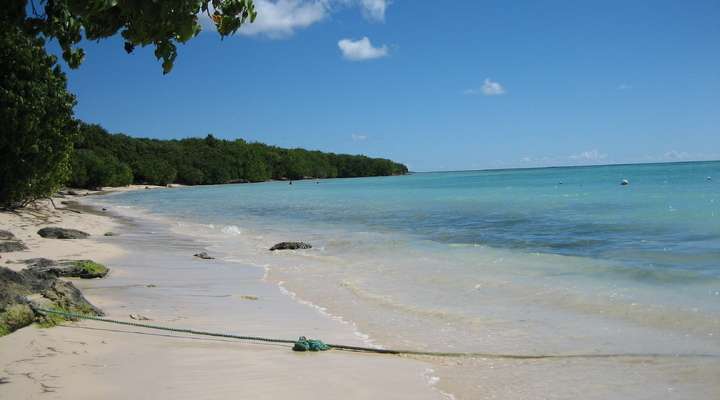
[621,179,629,186]
[289,181,293,185]
[707,176,713,181]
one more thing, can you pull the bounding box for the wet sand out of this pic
[0,192,444,399]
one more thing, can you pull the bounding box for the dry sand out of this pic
[0,189,445,399]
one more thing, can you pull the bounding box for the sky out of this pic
[56,0,720,171]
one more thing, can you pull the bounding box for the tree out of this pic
[0,25,77,208]
[133,159,177,186]
[9,0,257,74]
[69,149,133,189]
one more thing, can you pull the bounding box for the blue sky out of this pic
[58,0,719,171]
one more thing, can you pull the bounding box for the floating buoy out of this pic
[707,176,713,181]
[621,179,629,186]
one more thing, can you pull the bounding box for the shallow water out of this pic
[99,161,720,399]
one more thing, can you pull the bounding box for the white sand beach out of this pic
[0,189,445,399]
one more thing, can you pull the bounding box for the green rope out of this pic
[32,307,719,360]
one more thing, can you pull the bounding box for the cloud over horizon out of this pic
[569,149,608,162]
[338,37,389,60]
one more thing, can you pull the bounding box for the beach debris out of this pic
[146,284,157,288]
[22,258,109,279]
[269,242,312,251]
[193,251,215,260]
[129,313,151,321]
[238,295,259,301]
[292,336,329,352]
[620,179,630,186]
[103,232,115,236]
[37,227,90,239]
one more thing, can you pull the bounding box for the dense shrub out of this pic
[0,26,76,208]
[69,149,133,188]
[69,123,408,188]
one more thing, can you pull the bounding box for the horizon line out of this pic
[411,159,720,174]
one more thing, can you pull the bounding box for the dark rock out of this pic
[194,251,215,260]
[0,266,103,329]
[17,258,56,268]
[0,241,27,253]
[37,274,103,315]
[37,227,90,239]
[269,242,312,251]
[103,232,115,237]
[0,230,15,240]
[25,259,109,279]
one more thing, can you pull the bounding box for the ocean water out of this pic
[100,161,720,398]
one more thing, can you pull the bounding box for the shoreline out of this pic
[0,188,445,399]
[3,179,719,399]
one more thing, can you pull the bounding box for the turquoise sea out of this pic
[102,161,720,360]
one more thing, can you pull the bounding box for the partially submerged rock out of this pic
[193,251,215,260]
[0,230,16,240]
[24,258,109,279]
[269,242,312,251]
[38,227,90,239]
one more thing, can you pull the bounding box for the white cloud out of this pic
[642,150,720,162]
[338,37,388,61]
[663,150,691,160]
[464,78,506,96]
[482,78,505,96]
[359,0,389,21]
[201,0,392,38]
[351,133,368,141]
[569,149,608,162]
[237,0,328,38]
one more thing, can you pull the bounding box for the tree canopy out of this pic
[8,0,257,73]
[0,24,77,208]
[69,123,409,188]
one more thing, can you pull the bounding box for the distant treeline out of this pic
[69,123,408,188]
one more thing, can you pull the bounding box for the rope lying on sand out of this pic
[32,307,719,360]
